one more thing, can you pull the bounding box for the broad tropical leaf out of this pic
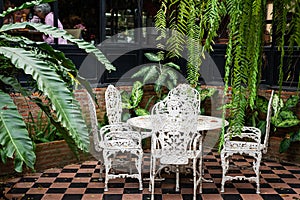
[0,75,31,96]
[0,22,115,71]
[132,65,159,84]
[0,90,36,172]
[0,47,90,152]
[164,62,180,70]
[144,52,162,62]
[134,108,149,116]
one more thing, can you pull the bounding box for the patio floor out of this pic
[2,148,300,200]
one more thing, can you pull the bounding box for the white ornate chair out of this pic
[76,88,143,191]
[220,90,274,194]
[101,84,143,191]
[74,89,104,181]
[149,95,201,200]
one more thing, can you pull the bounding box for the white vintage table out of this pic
[127,114,228,186]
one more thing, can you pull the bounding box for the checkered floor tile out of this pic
[2,149,300,200]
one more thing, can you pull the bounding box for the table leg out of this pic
[200,131,214,183]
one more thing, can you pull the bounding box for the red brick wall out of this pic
[0,140,95,176]
[266,137,300,164]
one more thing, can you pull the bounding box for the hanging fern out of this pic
[154,0,300,150]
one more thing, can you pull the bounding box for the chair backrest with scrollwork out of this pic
[74,89,102,155]
[262,90,274,153]
[168,83,201,115]
[151,96,198,165]
[105,85,123,125]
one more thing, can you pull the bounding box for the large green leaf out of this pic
[130,81,143,107]
[164,62,181,70]
[121,90,133,109]
[141,65,159,84]
[0,75,31,96]
[0,22,115,72]
[144,52,162,62]
[0,47,90,152]
[279,137,291,153]
[0,90,36,172]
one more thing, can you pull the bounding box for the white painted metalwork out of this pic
[127,115,227,132]
[168,83,201,114]
[75,89,104,181]
[149,88,201,200]
[220,90,274,194]
[105,84,123,125]
[100,84,143,191]
[99,124,143,191]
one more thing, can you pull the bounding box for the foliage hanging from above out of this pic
[154,0,300,149]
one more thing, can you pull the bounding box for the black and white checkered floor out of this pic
[2,149,300,200]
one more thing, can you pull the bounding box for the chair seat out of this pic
[224,141,261,151]
[105,139,141,149]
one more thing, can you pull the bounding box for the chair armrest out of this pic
[100,124,142,148]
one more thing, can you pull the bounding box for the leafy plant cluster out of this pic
[132,52,181,100]
[121,81,150,120]
[271,94,300,153]
[126,52,217,117]
[0,0,115,172]
[26,110,63,145]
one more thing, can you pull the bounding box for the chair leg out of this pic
[175,165,180,192]
[104,161,111,192]
[103,151,112,192]
[135,150,143,190]
[150,156,156,200]
[99,161,104,181]
[193,158,197,200]
[149,155,153,192]
[129,153,132,174]
[253,153,262,194]
[220,151,229,193]
[198,138,203,194]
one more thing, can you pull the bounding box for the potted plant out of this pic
[271,94,300,153]
[0,0,115,173]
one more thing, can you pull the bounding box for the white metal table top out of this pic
[127,115,228,133]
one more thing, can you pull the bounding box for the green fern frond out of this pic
[203,0,226,51]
